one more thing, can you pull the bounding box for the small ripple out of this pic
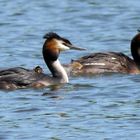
[50,137,61,140]
[42,91,64,100]
[10,12,24,16]
[14,97,32,101]
[0,22,11,26]
[66,83,94,91]
[43,95,64,100]
[102,103,121,109]
[0,134,7,140]
[135,100,140,104]
[57,112,69,118]
[0,116,4,119]
[105,114,138,120]
[13,108,40,113]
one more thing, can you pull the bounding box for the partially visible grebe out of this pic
[66,31,140,75]
[0,32,84,90]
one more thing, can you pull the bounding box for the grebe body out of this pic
[0,32,84,90]
[68,32,140,75]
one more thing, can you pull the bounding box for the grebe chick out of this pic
[34,66,43,73]
[67,31,140,75]
[0,32,84,90]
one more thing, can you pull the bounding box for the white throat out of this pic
[52,59,69,83]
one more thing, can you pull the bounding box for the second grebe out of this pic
[66,31,140,75]
[0,32,84,90]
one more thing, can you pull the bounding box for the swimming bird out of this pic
[66,31,140,75]
[33,66,43,74]
[0,32,84,90]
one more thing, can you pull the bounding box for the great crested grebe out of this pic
[67,31,140,75]
[0,32,84,90]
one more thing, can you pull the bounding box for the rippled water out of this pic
[0,0,140,139]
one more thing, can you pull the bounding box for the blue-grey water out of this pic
[0,0,140,140]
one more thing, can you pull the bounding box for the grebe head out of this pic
[42,32,84,79]
[43,32,85,61]
[131,30,140,65]
[43,32,85,52]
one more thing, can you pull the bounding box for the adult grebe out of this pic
[67,31,140,75]
[0,32,84,90]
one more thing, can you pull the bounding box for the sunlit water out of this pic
[0,0,140,140]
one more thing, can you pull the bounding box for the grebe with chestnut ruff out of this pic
[0,32,84,90]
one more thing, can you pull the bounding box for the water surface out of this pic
[0,0,140,139]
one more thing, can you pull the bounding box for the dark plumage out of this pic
[68,31,140,75]
[43,32,61,40]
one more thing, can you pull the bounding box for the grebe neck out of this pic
[131,33,140,67]
[43,44,69,83]
[46,59,69,83]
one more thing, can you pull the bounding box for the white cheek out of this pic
[59,43,70,50]
[57,40,70,50]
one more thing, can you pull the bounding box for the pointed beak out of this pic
[66,43,86,51]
